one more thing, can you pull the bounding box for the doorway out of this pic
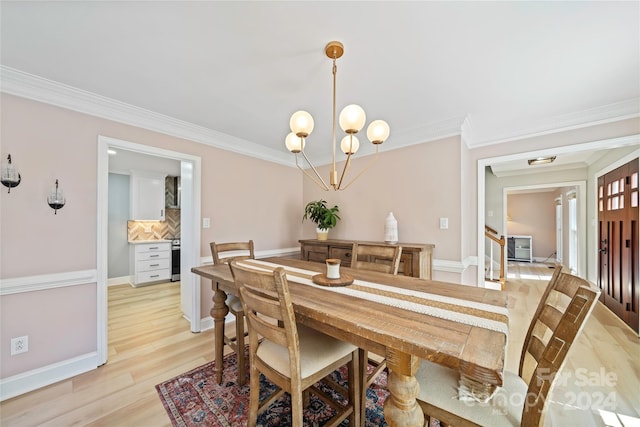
[96,135,202,365]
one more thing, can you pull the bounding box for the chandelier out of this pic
[285,41,390,191]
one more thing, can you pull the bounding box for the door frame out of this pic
[502,181,585,274]
[96,135,202,365]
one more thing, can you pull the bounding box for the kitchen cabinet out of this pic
[507,235,533,262]
[299,239,434,279]
[130,241,171,286]
[130,173,166,220]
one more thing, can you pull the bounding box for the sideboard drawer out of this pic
[302,245,329,263]
[329,246,352,267]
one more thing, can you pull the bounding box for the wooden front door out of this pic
[597,158,639,333]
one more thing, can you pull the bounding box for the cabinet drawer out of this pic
[136,269,171,284]
[136,258,171,272]
[329,247,352,267]
[304,246,329,263]
[135,243,171,254]
[136,251,170,261]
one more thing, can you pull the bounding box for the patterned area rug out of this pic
[156,347,390,426]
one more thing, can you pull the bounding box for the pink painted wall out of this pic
[507,192,557,260]
[0,93,302,378]
[302,137,462,266]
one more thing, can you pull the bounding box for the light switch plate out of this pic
[203,218,211,229]
[439,217,448,229]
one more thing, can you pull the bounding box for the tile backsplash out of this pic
[127,208,181,241]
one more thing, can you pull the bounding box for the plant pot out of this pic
[316,228,329,241]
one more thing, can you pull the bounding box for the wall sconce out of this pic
[1,154,22,193]
[47,179,66,214]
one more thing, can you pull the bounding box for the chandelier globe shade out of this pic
[285,132,304,153]
[284,40,390,191]
[341,135,360,155]
[290,111,314,138]
[367,120,390,144]
[339,104,366,134]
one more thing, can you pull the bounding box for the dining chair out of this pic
[228,259,361,427]
[415,268,600,427]
[209,240,255,386]
[350,242,402,388]
[351,242,402,275]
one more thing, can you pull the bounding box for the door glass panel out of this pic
[619,178,624,192]
[632,191,638,208]
[599,199,604,211]
[612,180,619,194]
[599,185,604,198]
[632,172,638,189]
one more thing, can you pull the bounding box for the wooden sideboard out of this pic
[299,239,434,279]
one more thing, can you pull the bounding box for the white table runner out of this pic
[235,259,508,337]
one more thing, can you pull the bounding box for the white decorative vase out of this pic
[316,228,329,241]
[384,212,398,244]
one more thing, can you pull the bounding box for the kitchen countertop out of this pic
[128,239,173,245]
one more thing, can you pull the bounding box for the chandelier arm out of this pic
[336,152,353,190]
[296,152,331,191]
[336,146,380,191]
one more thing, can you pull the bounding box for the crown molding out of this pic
[0,66,293,166]
[3,66,637,160]
[462,98,640,148]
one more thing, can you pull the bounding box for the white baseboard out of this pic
[108,276,131,286]
[0,352,99,401]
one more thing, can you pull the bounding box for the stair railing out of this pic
[485,225,506,290]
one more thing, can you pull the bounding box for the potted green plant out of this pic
[303,200,340,240]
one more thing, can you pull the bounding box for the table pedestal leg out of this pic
[210,283,229,384]
[383,349,423,427]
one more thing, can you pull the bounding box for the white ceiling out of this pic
[1,1,639,174]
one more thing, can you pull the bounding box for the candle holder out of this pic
[326,258,341,279]
[1,154,21,193]
[47,179,66,214]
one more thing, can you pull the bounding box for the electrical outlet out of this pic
[11,335,28,355]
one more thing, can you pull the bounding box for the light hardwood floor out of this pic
[1,265,639,426]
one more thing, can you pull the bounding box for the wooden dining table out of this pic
[191,256,509,427]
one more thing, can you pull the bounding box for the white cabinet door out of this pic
[130,174,166,220]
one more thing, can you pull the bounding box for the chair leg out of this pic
[290,383,304,427]
[348,349,362,427]
[235,312,246,386]
[358,348,367,425]
[248,361,260,427]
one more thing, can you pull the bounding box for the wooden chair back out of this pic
[210,240,255,265]
[518,265,562,376]
[228,260,301,376]
[520,272,600,425]
[351,243,402,275]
